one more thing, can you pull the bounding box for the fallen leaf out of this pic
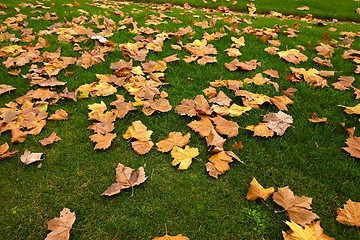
[45,208,76,240]
[297,6,310,11]
[282,87,298,98]
[123,120,153,141]
[175,99,197,117]
[263,69,279,78]
[153,234,189,240]
[336,199,360,227]
[228,104,252,117]
[206,128,226,152]
[264,111,293,136]
[208,91,232,106]
[48,109,68,120]
[156,132,191,152]
[0,84,16,95]
[188,116,214,137]
[246,123,275,138]
[332,76,355,90]
[0,143,19,160]
[232,141,243,150]
[211,115,239,138]
[343,136,360,158]
[206,151,235,178]
[278,49,308,64]
[20,149,43,165]
[131,140,154,155]
[339,103,360,115]
[102,163,147,196]
[282,221,334,240]
[39,132,62,146]
[309,113,329,124]
[171,145,199,170]
[89,133,116,150]
[273,186,320,226]
[246,177,275,201]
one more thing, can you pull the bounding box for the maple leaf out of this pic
[246,123,275,138]
[131,140,154,155]
[0,143,19,160]
[206,151,240,178]
[20,149,43,165]
[110,96,136,119]
[188,116,214,138]
[194,94,213,115]
[246,177,275,201]
[156,132,191,152]
[282,221,334,240]
[143,99,172,116]
[89,133,116,150]
[45,208,76,240]
[39,132,62,146]
[263,69,279,78]
[270,96,294,111]
[313,57,333,67]
[48,109,68,120]
[332,76,355,90]
[123,120,153,141]
[273,186,320,226]
[336,199,360,227]
[343,136,360,158]
[290,67,328,88]
[153,234,189,240]
[228,104,252,117]
[175,99,197,117]
[211,115,239,138]
[209,91,232,106]
[282,87,298,98]
[316,43,334,59]
[339,103,360,115]
[88,118,115,134]
[0,84,16,95]
[278,49,308,64]
[296,6,310,11]
[102,163,147,196]
[206,129,226,153]
[308,113,329,124]
[232,141,243,150]
[264,111,293,136]
[171,145,199,170]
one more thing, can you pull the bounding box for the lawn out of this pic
[0,0,360,239]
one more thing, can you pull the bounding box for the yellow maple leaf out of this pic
[171,145,199,170]
[228,103,252,117]
[282,221,334,240]
[123,120,153,142]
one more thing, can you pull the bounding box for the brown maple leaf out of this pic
[187,116,214,138]
[313,57,333,67]
[45,208,76,240]
[20,149,43,165]
[156,132,191,153]
[270,95,294,111]
[39,132,62,146]
[263,69,279,78]
[336,199,360,227]
[208,91,232,106]
[0,84,16,95]
[131,140,154,155]
[194,94,213,115]
[246,177,275,201]
[110,96,136,119]
[316,43,334,59]
[206,129,226,153]
[278,49,308,64]
[123,120,153,142]
[343,135,360,158]
[332,76,355,90]
[102,163,147,196]
[282,221,334,240]
[273,186,320,226]
[246,123,275,138]
[263,111,293,136]
[0,143,19,160]
[175,99,197,117]
[89,133,116,150]
[309,113,329,124]
[48,109,68,120]
[211,115,239,138]
[206,151,241,178]
[282,87,298,98]
[87,118,115,134]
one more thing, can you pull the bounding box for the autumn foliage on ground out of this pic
[0,0,359,239]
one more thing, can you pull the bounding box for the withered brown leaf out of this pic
[156,132,191,152]
[336,199,360,227]
[246,177,275,201]
[45,208,76,240]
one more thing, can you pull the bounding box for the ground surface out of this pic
[0,0,360,239]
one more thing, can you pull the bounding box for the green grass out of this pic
[0,0,360,239]
[136,0,360,22]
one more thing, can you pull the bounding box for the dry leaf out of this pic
[187,116,214,138]
[123,121,153,142]
[246,123,275,138]
[20,149,43,165]
[297,6,310,11]
[171,145,199,170]
[336,199,360,227]
[278,49,308,64]
[206,128,226,153]
[208,91,232,106]
[131,140,154,155]
[175,99,197,117]
[0,143,19,160]
[39,132,62,146]
[45,208,76,240]
[309,113,329,124]
[211,115,239,138]
[156,132,191,152]
[232,141,243,150]
[153,234,189,240]
[343,136,360,158]
[264,111,293,136]
[89,133,116,150]
[0,84,16,95]
[246,177,275,201]
[102,163,147,196]
[273,186,320,226]
[332,76,355,90]
[48,109,68,120]
[228,104,252,117]
[206,151,235,178]
[339,103,360,115]
[282,221,334,240]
